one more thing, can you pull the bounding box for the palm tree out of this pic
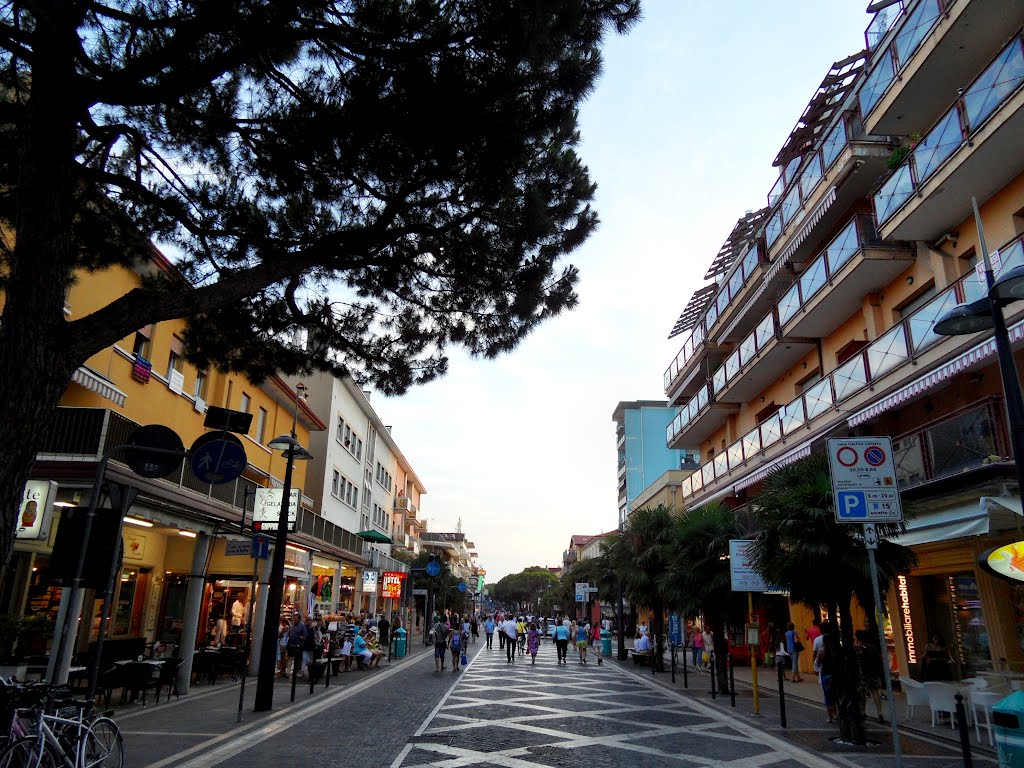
[668,501,745,692]
[748,452,915,744]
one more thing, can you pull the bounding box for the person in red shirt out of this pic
[805,618,822,645]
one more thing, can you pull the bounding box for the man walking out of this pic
[484,615,495,649]
[432,615,450,672]
[503,615,519,663]
[553,621,570,664]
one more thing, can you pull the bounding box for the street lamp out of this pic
[934,197,1024,502]
[253,383,312,712]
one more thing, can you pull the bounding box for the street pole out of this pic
[253,383,305,712]
[749,592,760,716]
[868,543,904,767]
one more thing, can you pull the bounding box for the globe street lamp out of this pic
[934,197,1024,501]
[253,384,312,712]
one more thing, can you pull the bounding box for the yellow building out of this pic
[2,249,384,688]
[664,8,1024,681]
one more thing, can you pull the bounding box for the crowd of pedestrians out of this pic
[277,610,395,678]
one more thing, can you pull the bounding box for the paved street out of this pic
[119,639,995,768]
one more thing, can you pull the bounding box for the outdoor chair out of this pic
[121,662,161,707]
[922,681,966,729]
[900,678,930,722]
[214,648,244,682]
[156,658,183,703]
[191,649,219,686]
[970,689,1004,746]
[97,666,123,708]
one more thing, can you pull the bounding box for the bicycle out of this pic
[0,688,122,768]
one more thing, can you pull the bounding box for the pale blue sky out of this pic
[381,1,873,580]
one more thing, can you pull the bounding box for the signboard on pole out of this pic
[252,487,300,532]
[362,570,378,593]
[827,437,903,522]
[381,571,405,599]
[669,613,683,646]
[224,539,251,557]
[729,540,769,592]
[575,582,589,602]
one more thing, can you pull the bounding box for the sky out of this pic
[378,1,873,581]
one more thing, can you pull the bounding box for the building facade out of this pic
[663,3,1024,681]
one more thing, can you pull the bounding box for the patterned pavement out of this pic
[391,641,838,768]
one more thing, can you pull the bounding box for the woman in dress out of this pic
[527,623,540,663]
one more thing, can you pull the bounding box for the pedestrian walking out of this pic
[431,615,450,672]
[517,616,527,654]
[527,623,540,663]
[553,621,570,664]
[690,625,704,669]
[785,621,803,682]
[498,613,506,651]
[503,615,518,662]
[701,627,713,669]
[575,620,589,664]
[471,616,479,643]
[484,615,495,649]
[450,623,464,673]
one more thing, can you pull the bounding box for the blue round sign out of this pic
[425,560,441,577]
[190,431,247,484]
[457,582,467,593]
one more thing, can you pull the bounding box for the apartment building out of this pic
[663,1,1024,682]
[612,400,697,527]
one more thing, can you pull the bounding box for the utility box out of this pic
[994,690,1024,767]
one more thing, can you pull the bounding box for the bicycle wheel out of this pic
[0,738,61,768]
[83,720,122,768]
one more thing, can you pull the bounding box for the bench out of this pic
[629,649,652,666]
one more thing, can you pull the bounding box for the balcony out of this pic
[666,381,740,448]
[778,215,915,339]
[875,31,1024,240]
[678,239,1024,502]
[894,401,1005,490]
[663,319,730,405]
[862,0,1024,136]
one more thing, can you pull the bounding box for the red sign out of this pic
[381,571,406,599]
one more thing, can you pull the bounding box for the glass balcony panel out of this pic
[714,452,729,478]
[666,417,677,444]
[893,0,941,69]
[822,120,849,171]
[768,175,785,208]
[766,210,783,247]
[741,246,759,279]
[825,217,861,274]
[800,153,823,201]
[727,441,744,469]
[874,163,914,223]
[692,322,705,346]
[866,4,903,51]
[702,462,715,486]
[908,284,960,353]
[742,427,761,461]
[803,378,834,420]
[761,413,783,449]
[778,283,801,326]
[781,400,805,436]
[999,237,1024,274]
[964,39,1024,133]
[696,384,710,411]
[833,355,867,401]
[729,267,744,300]
[705,300,718,329]
[783,155,802,185]
[739,331,757,367]
[798,255,828,304]
[962,271,988,304]
[717,288,730,318]
[893,433,927,488]
[866,324,908,379]
[859,52,895,117]
[754,313,775,351]
[724,349,741,382]
[781,186,801,226]
[913,109,963,182]
[691,469,703,492]
[713,366,728,395]
[926,405,1000,482]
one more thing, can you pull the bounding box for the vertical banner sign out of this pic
[362,570,378,593]
[669,613,683,646]
[381,571,405,599]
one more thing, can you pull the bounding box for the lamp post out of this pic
[253,383,312,712]
[934,197,1024,500]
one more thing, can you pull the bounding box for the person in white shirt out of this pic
[230,594,246,627]
[503,617,519,663]
[635,633,651,652]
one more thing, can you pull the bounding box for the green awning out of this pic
[356,530,393,544]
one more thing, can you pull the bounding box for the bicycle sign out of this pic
[827,438,902,523]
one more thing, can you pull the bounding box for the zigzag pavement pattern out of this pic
[390,641,840,768]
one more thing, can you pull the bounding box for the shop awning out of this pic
[356,530,392,544]
[732,440,815,493]
[891,495,1022,547]
[70,365,127,407]
[847,319,1024,428]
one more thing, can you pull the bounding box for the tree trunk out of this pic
[835,597,865,744]
[653,603,665,672]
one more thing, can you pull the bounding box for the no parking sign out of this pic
[827,438,903,523]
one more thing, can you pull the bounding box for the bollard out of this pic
[682,648,688,688]
[671,644,676,685]
[308,657,315,695]
[777,660,787,728]
[290,649,300,702]
[954,693,973,768]
[729,653,736,708]
[325,652,331,688]
[710,656,717,700]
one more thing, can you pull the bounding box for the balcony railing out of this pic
[864,0,906,52]
[666,382,711,445]
[893,401,1004,490]
[712,311,779,397]
[859,0,953,118]
[679,231,1024,500]
[777,215,882,327]
[874,31,1024,225]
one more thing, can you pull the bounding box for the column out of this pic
[248,554,275,675]
[176,533,212,693]
[48,586,85,683]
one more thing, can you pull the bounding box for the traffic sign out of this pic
[827,437,902,523]
[587,586,599,593]
[862,523,879,550]
[457,582,467,593]
[190,431,247,484]
[252,534,270,559]
[575,591,587,603]
[124,425,185,479]
[425,560,441,577]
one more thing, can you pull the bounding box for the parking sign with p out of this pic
[827,438,903,523]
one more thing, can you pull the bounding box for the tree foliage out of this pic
[492,566,559,613]
[0,0,641,565]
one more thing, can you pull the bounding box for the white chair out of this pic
[923,681,967,729]
[901,678,930,722]
[961,677,987,690]
[970,689,1004,746]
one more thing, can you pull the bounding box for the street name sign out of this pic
[827,437,903,523]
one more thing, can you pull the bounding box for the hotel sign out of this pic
[381,571,406,599]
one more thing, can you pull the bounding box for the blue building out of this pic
[612,400,697,528]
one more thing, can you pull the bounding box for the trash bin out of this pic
[393,628,407,659]
[994,690,1024,767]
[601,629,612,657]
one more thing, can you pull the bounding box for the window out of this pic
[193,370,209,400]
[256,407,267,443]
[835,339,868,366]
[132,325,153,359]
[332,472,359,509]
[374,462,393,492]
[755,402,780,425]
[895,282,937,321]
[335,415,363,459]
[240,393,251,413]
[331,470,340,497]
[167,335,185,377]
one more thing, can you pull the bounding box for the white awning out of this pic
[773,186,838,269]
[732,441,814,493]
[70,366,127,407]
[847,319,1024,427]
[891,495,1022,547]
